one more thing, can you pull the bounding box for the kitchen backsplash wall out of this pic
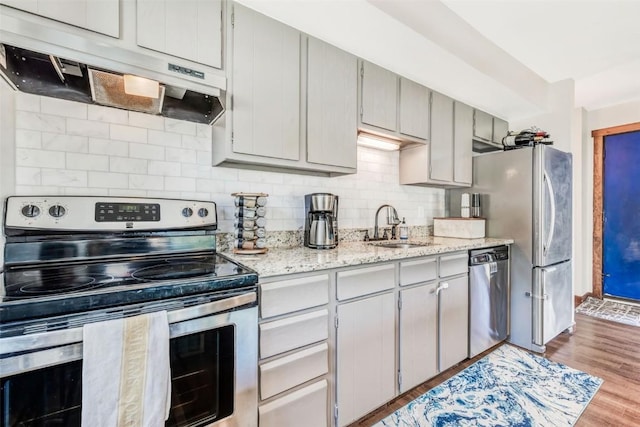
[10,92,444,236]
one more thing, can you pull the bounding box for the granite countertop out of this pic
[222,237,513,278]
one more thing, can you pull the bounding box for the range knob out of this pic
[48,205,66,218]
[21,204,40,218]
[198,208,209,218]
[182,207,194,218]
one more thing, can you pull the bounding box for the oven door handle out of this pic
[1,291,257,356]
[167,290,256,324]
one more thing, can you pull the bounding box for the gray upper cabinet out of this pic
[359,61,429,144]
[399,77,430,140]
[429,91,454,182]
[473,109,493,142]
[213,4,357,175]
[230,3,300,161]
[306,37,357,169]
[360,61,398,132]
[1,0,119,37]
[493,116,509,144]
[136,0,222,69]
[399,93,472,188]
[454,102,473,185]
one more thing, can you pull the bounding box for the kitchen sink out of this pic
[369,242,430,249]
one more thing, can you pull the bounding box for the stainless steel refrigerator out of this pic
[450,145,573,353]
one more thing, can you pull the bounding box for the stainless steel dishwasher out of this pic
[469,245,510,358]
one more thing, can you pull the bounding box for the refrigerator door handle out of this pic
[543,172,556,257]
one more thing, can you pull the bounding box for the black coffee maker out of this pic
[304,193,339,249]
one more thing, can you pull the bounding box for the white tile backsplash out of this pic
[88,105,128,124]
[110,124,148,143]
[41,98,87,119]
[12,93,445,234]
[66,118,109,138]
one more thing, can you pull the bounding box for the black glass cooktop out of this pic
[0,253,257,323]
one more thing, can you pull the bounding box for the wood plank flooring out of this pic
[349,314,640,426]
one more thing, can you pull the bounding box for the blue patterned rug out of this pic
[375,344,602,426]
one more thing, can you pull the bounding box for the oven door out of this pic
[0,291,258,427]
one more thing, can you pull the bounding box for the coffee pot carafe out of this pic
[304,193,339,249]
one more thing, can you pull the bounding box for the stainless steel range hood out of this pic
[0,43,224,125]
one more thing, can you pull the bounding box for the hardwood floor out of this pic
[349,314,640,426]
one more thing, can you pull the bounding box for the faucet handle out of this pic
[363,230,370,241]
[382,228,389,240]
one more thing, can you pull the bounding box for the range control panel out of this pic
[5,196,217,231]
[95,202,160,222]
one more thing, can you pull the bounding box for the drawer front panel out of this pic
[337,263,395,300]
[260,309,329,359]
[260,343,328,400]
[400,257,437,286]
[439,253,468,278]
[261,274,329,319]
[259,380,328,427]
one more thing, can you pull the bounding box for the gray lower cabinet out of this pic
[258,273,330,427]
[438,253,470,371]
[335,264,396,427]
[398,253,469,392]
[399,282,438,392]
[336,292,396,427]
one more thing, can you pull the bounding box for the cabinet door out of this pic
[399,283,438,392]
[454,102,473,185]
[493,116,509,144]
[430,92,454,182]
[399,77,429,140]
[438,275,469,372]
[1,0,119,37]
[336,293,395,426]
[259,380,328,427]
[473,109,493,142]
[137,0,222,69]
[231,4,300,161]
[360,61,397,132]
[307,37,357,169]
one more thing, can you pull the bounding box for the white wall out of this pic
[578,100,640,295]
[511,80,585,298]
[7,92,444,235]
[0,80,16,266]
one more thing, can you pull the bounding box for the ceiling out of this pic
[439,0,640,112]
[236,0,640,120]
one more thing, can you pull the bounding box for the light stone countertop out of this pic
[222,237,514,278]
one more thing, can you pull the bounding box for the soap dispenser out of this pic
[399,217,409,240]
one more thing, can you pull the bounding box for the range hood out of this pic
[0,43,225,125]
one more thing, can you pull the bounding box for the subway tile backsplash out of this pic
[12,93,445,235]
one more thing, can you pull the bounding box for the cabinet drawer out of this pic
[260,343,328,400]
[261,274,329,319]
[337,264,395,300]
[260,309,328,359]
[439,253,468,278]
[259,380,328,427]
[400,258,437,286]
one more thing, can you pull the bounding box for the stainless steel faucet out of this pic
[374,204,400,240]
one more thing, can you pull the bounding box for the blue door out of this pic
[603,130,640,300]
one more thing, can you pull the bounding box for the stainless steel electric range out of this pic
[0,196,258,427]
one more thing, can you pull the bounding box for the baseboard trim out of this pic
[575,292,594,307]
